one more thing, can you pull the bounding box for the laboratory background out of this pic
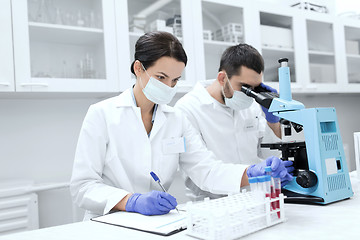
[1,0,360,237]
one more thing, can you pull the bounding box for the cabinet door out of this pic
[343,20,360,92]
[122,0,195,92]
[12,0,119,92]
[0,0,15,92]
[304,14,341,93]
[196,0,247,81]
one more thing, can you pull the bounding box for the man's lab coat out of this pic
[70,88,247,220]
[175,82,280,200]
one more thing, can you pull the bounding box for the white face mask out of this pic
[139,64,178,104]
[222,73,254,110]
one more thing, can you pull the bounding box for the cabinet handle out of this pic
[20,83,49,87]
[0,82,10,86]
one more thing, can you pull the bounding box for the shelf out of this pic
[29,22,104,45]
[129,31,144,37]
[308,50,335,56]
[204,41,233,57]
[347,54,360,59]
[203,40,236,47]
[262,46,294,53]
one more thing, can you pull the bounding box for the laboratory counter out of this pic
[1,173,359,240]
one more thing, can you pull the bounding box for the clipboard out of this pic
[91,210,187,236]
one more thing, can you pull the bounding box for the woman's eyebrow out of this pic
[157,72,182,80]
[156,72,169,78]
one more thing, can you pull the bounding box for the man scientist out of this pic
[175,43,293,200]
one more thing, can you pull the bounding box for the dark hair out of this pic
[130,31,187,75]
[218,43,264,78]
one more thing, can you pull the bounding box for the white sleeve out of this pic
[70,105,129,215]
[179,113,248,194]
[174,96,201,133]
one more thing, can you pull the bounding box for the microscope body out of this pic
[274,107,353,204]
[243,58,353,204]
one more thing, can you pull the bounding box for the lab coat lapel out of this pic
[150,104,173,141]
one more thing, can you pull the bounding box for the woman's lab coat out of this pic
[70,88,247,220]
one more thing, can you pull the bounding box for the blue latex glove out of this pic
[125,190,177,216]
[259,83,280,123]
[247,156,293,183]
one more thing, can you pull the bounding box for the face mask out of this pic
[222,73,254,110]
[139,64,178,104]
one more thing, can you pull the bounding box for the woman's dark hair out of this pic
[218,43,264,78]
[130,31,187,75]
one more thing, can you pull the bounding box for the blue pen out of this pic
[150,171,179,213]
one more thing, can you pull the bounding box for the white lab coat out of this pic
[175,82,281,200]
[70,88,247,220]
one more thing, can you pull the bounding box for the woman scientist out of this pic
[70,31,292,220]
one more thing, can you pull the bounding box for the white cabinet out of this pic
[0,0,15,92]
[11,0,119,92]
[120,0,197,92]
[2,0,360,94]
[342,19,360,92]
[195,1,360,93]
[198,0,246,80]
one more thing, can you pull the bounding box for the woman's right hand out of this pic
[125,190,177,215]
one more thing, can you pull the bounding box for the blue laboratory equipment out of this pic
[241,58,353,204]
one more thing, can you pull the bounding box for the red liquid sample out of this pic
[270,186,276,210]
[275,188,281,218]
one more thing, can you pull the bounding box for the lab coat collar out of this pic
[115,88,175,140]
[114,88,174,113]
[194,81,219,105]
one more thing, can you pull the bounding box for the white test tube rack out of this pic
[186,190,286,240]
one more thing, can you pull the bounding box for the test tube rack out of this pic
[186,190,286,240]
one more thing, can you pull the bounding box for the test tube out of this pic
[256,176,266,195]
[248,177,258,192]
[265,166,276,211]
[264,175,271,199]
[273,176,281,218]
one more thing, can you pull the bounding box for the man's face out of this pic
[223,66,263,98]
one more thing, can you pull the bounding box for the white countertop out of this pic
[1,173,359,240]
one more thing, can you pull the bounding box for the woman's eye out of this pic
[172,78,179,83]
[156,75,165,80]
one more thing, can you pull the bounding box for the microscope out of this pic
[241,58,353,204]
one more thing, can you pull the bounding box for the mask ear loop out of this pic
[138,62,150,90]
[222,71,234,99]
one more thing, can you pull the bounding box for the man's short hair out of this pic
[218,43,264,78]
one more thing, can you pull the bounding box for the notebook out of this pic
[91,210,187,236]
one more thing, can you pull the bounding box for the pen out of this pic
[150,171,179,213]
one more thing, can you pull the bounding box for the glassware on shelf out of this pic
[35,0,50,23]
[77,10,85,27]
[61,60,68,78]
[89,10,96,28]
[54,7,63,25]
[77,53,96,79]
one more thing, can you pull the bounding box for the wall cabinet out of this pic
[193,0,360,94]
[0,0,15,92]
[11,0,119,92]
[2,0,360,94]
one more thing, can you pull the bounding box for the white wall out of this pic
[1,92,360,228]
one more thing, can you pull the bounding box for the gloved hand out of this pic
[125,190,177,216]
[281,161,295,187]
[259,83,280,123]
[247,156,294,183]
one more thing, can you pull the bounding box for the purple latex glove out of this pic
[125,190,177,216]
[260,83,280,123]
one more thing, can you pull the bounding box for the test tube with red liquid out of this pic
[265,166,276,211]
[273,176,281,218]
